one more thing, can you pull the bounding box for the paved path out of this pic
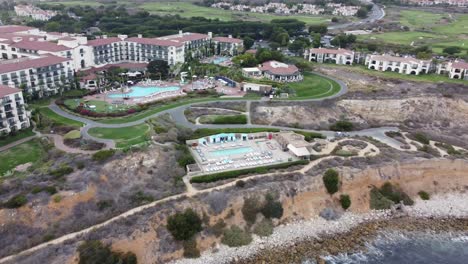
[0,138,384,264]
[329,1,385,30]
[0,135,37,152]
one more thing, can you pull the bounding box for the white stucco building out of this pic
[437,60,468,80]
[365,54,432,75]
[0,84,30,134]
[304,47,355,65]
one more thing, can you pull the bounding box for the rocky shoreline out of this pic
[172,193,468,264]
[234,217,468,264]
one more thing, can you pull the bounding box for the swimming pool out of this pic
[213,57,229,65]
[211,147,253,157]
[108,86,180,98]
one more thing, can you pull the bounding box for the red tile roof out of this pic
[246,49,257,54]
[0,25,35,34]
[126,37,184,47]
[0,55,71,74]
[452,61,468,70]
[309,47,353,56]
[87,37,122,47]
[259,60,300,76]
[12,40,71,52]
[0,85,21,97]
[213,36,243,44]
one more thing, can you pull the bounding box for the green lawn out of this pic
[88,123,151,148]
[64,99,133,113]
[0,128,35,147]
[0,140,45,176]
[359,10,468,55]
[288,72,341,99]
[37,108,84,127]
[44,0,330,25]
[141,2,331,24]
[199,114,247,124]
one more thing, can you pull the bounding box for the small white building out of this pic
[365,54,432,75]
[0,84,30,134]
[437,60,468,80]
[304,47,355,65]
[240,82,272,93]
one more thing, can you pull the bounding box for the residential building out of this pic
[0,55,74,97]
[0,84,30,134]
[304,47,355,65]
[437,60,468,80]
[365,54,432,75]
[212,36,243,56]
[14,5,57,21]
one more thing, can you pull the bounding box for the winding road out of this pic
[329,1,385,30]
[44,71,405,150]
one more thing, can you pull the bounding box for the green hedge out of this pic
[294,130,325,141]
[190,160,309,183]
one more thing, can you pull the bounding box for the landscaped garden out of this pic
[288,72,341,99]
[0,128,35,147]
[198,114,248,125]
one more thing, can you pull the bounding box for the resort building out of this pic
[365,54,432,75]
[212,36,243,56]
[126,35,185,66]
[0,84,30,134]
[259,61,303,82]
[274,131,312,160]
[240,82,272,93]
[14,5,57,21]
[158,31,211,58]
[0,55,74,97]
[304,48,355,65]
[437,60,468,80]
[242,61,302,82]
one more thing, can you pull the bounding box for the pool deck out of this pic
[189,138,297,175]
[84,81,186,105]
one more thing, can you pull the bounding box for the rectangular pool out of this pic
[211,147,253,157]
[108,86,180,98]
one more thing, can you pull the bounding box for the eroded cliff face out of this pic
[102,159,468,264]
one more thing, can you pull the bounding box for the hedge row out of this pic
[190,160,309,183]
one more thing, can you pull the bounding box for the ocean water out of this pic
[313,231,468,264]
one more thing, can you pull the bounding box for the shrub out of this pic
[261,193,283,219]
[253,219,274,237]
[322,169,340,195]
[190,160,309,183]
[379,182,414,206]
[413,132,429,145]
[97,200,113,211]
[183,238,200,258]
[49,165,74,178]
[235,180,246,188]
[330,120,354,131]
[340,194,351,210]
[242,196,261,224]
[175,144,196,168]
[53,195,62,203]
[294,131,325,141]
[78,240,137,264]
[76,161,85,169]
[167,209,202,241]
[130,191,154,205]
[210,115,248,124]
[210,219,226,237]
[3,194,28,208]
[418,191,430,200]
[369,187,394,210]
[221,225,253,247]
[92,149,115,162]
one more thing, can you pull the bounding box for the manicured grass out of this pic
[140,2,330,24]
[63,130,81,140]
[88,123,150,148]
[359,11,468,55]
[0,140,45,176]
[37,108,84,127]
[288,72,341,99]
[191,128,280,139]
[64,98,133,113]
[199,114,247,124]
[0,128,35,147]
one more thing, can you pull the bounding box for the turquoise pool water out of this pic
[211,147,253,157]
[213,57,229,64]
[108,86,180,98]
